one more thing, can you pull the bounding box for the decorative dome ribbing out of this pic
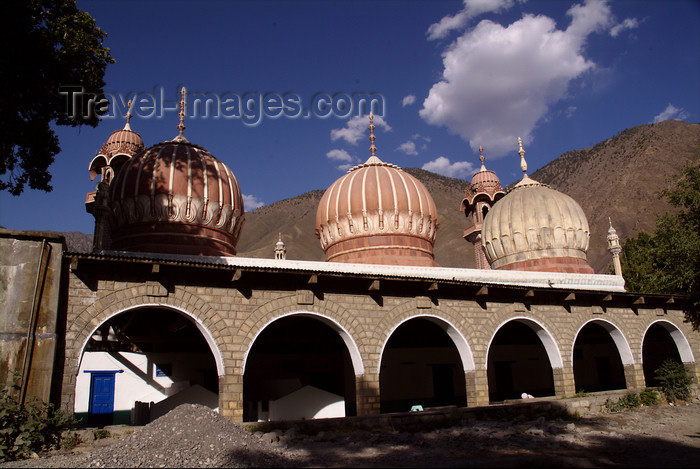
[315,114,439,266]
[109,88,245,256]
[89,102,145,182]
[481,139,593,273]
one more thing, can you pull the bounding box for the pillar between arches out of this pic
[219,373,243,423]
[466,369,489,407]
[355,373,380,416]
[624,364,646,391]
[553,367,576,397]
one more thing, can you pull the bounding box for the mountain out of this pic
[530,119,699,273]
[64,120,700,274]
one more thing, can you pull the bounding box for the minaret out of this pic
[607,217,623,276]
[461,146,505,269]
[86,100,144,251]
[274,233,286,260]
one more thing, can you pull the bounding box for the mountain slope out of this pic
[530,119,700,272]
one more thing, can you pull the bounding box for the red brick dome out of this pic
[110,138,245,256]
[315,155,439,266]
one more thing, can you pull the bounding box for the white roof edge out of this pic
[94,250,626,293]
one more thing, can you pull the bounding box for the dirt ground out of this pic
[3,399,700,468]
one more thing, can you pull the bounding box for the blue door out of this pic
[88,372,116,426]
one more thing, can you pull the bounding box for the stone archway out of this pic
[487,317,561,402]
[572,319,632,393]
[642,320,695,387]
[241,312,361,422]
[74,305,224,426]
[378,315,472,413]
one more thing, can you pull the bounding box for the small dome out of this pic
[315,155,439,266]
[89,122,145,181]
[481,140,593,273]
[110,139,245,256]
[461,148,505,211]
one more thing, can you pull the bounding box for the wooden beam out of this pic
[231,269,243,282]
[564,292,576,302]
[151,263,160,274]
[602,294,613,302]
[428,282,439,291]
[475,286,488,296]
[307,274,318,285]
[633,296,645,305]
[524,289,535,297]
[368,279,381,291]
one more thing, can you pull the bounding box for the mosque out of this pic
[1,89,697,426]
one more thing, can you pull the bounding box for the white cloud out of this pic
[396,141,418,155]
[337,163,354,172]
[420,0,613,157]
[330,115,392,145]
[402,95,417,107]
[326,148,353,162]
[652,104,689,123]
[243,194,264,210]
[609,17,638,37]
[427,0,515,41]
[422,157,474,179]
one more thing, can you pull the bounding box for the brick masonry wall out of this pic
[62,268,700,423]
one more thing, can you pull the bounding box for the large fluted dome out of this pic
[481,176,593,273]
[315,155,439,266]
[109,137,245,256]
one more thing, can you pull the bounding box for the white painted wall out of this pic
[75,351,173,414]
[269,385,345,421]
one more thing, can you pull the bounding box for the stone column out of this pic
[219,373,244,422]
[355,373,381,415]
[467,368,490,407]
[552,366,576,397]
[624,363,646,391]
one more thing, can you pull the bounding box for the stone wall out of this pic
[60,253,700,423]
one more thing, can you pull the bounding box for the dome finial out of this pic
[124,99,133,131]
[369,112,377,157]
[177,87,186,137]
[518,137,527,175]
[479,145,486,171]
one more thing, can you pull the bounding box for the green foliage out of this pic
[654,359,693,403]
[621,162,700,330]
[639,388,660,407]
[94,429,111,440]
[603,392,642,412]
[0,381,77,462]
[0,0,114,195]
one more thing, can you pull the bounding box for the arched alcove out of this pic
[487,319,558,402]
[75,306,220,426]
[242,314,356,422]
[379,317,468,413]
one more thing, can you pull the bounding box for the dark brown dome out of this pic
[110,138,245,256]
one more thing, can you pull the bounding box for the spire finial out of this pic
[124,99,133,130]
[369,112,377,157]
[479,145,486,171]
[518,137,527,175]
[177,86,186,137]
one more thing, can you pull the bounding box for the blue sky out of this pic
[1,0,698,235]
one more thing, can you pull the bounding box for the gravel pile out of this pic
[3,400,699,468]
[2,404,296,468]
